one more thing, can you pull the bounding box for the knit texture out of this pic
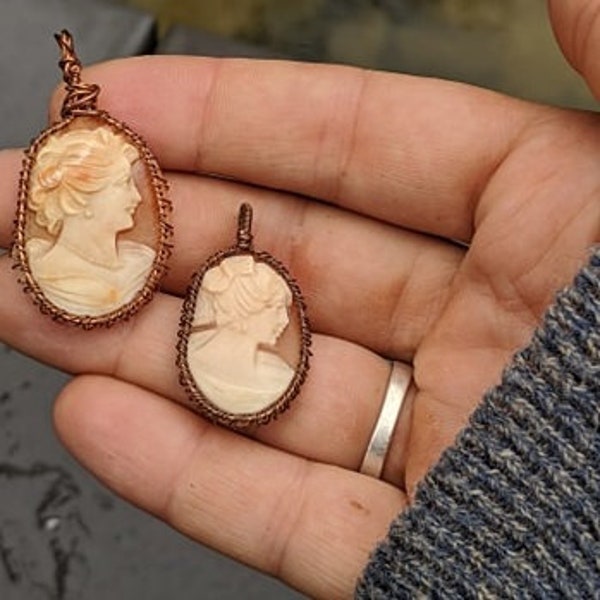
[356,249,600,599]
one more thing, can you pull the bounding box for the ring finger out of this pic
[0,255,411,485]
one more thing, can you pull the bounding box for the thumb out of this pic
[548,0,600,99]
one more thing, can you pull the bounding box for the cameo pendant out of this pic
[177,204,311,429]
[13,31,171,328]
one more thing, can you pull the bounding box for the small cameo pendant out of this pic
[177,204,311,429]
[12,31,171,328]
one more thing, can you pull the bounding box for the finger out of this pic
[0,149,22,247]
[54,375,406,599]
[548,0,600,99]
[50,56,538,241]
[0,168,463,359]
[163,174,463,358]
[0,256,406,481]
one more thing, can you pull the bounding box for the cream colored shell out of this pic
[187,255,296,414]
[24,125,156,317]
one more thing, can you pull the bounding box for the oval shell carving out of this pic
[13,114,171,327]
[178,250,311,428]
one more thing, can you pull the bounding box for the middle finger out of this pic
[0,148,463,359]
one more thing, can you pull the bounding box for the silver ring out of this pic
[359,361,413,479]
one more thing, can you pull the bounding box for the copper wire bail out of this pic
[54,30,100,118]
[237,203,254,251]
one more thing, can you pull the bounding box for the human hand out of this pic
[0,2,598,597]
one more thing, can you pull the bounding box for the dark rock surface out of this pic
[0,350,299,599]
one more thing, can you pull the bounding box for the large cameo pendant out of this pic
[13,31,171,328]
[177,204,311,428]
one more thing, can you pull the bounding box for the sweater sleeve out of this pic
[356,249,600,599]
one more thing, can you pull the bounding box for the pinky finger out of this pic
[53,375,406,599]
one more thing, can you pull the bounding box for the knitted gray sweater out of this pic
[356,249,600,598]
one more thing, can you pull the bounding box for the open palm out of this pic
[0,2,597,598]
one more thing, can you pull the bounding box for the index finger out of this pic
[50,56,538,241]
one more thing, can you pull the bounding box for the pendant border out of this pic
[177,245,311,429]
[12,110,172,329]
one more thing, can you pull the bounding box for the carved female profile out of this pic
[177,204,311,428]
[13,31,171,327]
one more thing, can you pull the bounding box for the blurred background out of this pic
[0,0,596,599]
[114,0,595,108]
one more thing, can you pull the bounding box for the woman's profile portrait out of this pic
[187,254,296,415]
[25,126,156,316]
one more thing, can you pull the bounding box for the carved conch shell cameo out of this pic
[12,31,171,328]
[177,204,311,428]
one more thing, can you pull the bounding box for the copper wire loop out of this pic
[360,361,413,479]
[176,204,312,429]
[237,202,254,251]
[55,30,100,117]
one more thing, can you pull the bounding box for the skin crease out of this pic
[0,1,598,597]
